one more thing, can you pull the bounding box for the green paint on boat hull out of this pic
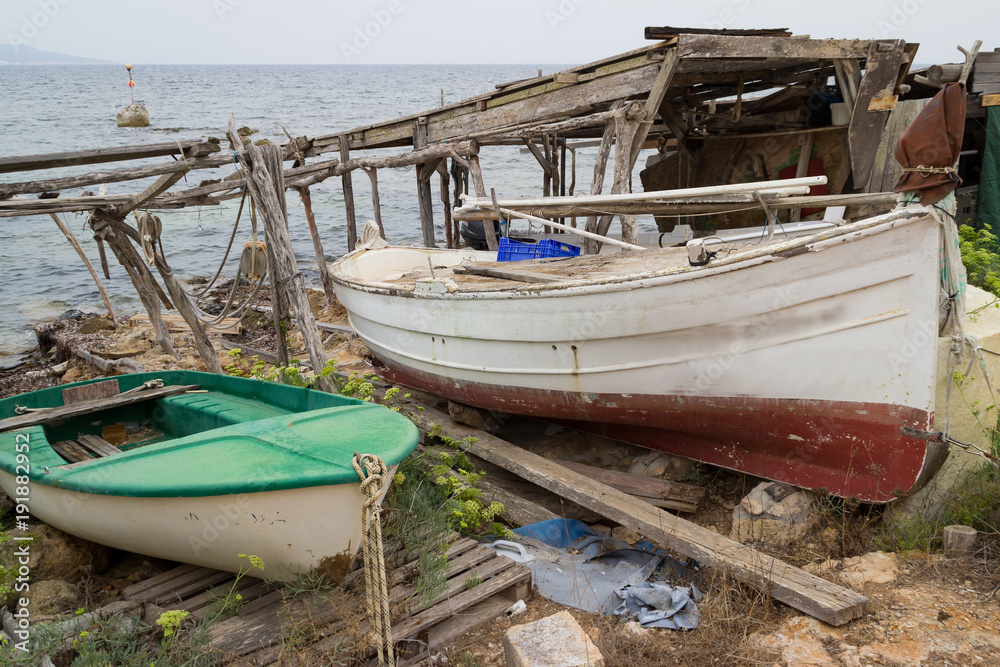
[0,371,419,498]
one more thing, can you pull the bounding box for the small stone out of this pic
[589,524,612,537]
[840,552,898,587]
[504,610,605,667]
[448,401,500,433]
[731,482,816,546]
[611,526,642,545]
[78,316,116,334]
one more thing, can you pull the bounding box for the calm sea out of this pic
[0,64,656,354]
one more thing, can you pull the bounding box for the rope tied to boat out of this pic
[943,334,1000,466]
[901,165,959,178]
[353,451,394,666]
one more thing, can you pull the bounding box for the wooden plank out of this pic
[0,384,199,434]
[867,98,929,192]
[62,378,120,405]
[645,26,790,39]
[477,476,559,527]
[154,570,237,605]
[0,140,213,175]
[850,41,907,189]
[51,440,93,463]
[123,563,202,600]
[400,594,513,666]
[339,135,358,252]
[555,460,706,511]
[680,34,872,59]
[76,434,123,458]
[428,64,661,144]
[392,563,530,641]
[452,266,562,284]
[404,404,870,626]
[983,94,1000,107]
[126,565,222,602]
[129,313,242,335]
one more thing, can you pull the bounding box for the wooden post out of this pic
[295,186,336,306]
[943,525,978,556]
[452,159,465,247]
[466,155,498,251]
[138,214,222,374]
[50,213,116,320]
[582,103,620,253]
[237,142,334,393]
[586,104,643,251]
[93,214,177,359]
[362,167,385,239]
[790,133,815,223]
[848,41,906,189]
[339,135,358,251]
[438,163,453,249]
[229,118,289,366]
[414,118,437,248]
[559,137,567,229]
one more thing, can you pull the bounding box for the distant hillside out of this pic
[0,44,113,64]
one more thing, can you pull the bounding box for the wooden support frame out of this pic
[849,40,907,189]
[236,142,334,392]
[49,213,116,320]
[414,118,437,248]
[361,167,386,239]
[339,135,359,251]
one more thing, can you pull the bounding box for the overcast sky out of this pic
[1,0,995,65]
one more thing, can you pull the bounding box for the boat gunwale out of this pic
[329,207,932,299]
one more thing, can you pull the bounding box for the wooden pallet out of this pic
[122,537,530,664]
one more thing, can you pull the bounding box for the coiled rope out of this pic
[352,452,394,666]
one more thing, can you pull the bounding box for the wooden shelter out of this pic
[1,28,995,373]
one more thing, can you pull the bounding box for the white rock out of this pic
[504,610,605,667]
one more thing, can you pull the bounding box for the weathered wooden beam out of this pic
[362,167,385,239]
[0,153,232,199]
[0,384,199,433]
[339,135,358,252]
[111,171,187,218]
[415,118,437,248]
[581,103,619,252]
[0,140,216,175]
[679,34,874,60]
[296,186,336,306]
[849,41,907,189]
[631,49,680,167]
[466,155,498,252]
[404,403,870,626]
[237,142,333,392]
[523,139,552,175]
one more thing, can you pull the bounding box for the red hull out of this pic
[382,363,949,503]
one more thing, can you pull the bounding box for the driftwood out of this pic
[236,141,334,393]
[0,140,215,175]
[414,119,436,248]
[296,185,336,305]
[49,213,116,320]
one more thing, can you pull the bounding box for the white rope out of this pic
[353,452,394,665]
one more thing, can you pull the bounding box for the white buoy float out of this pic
[116,63,149,127]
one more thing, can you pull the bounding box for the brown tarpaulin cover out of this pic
[893,82,966,205]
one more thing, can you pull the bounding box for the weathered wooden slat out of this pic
[76,434,123,458]
[555,460,707,511]
[392,562,530,641]
[850,41,907,189]
[0,384,199,434]
[679,34,874,60]
[405,404,870,626]
[452,266,562,284]
[62,379,120,405]
[0,140,214,175]
[428,65,661,144]
[129,313,242,335]
[51,440,93,463]
[123,563,202,600]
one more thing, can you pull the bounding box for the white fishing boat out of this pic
[331,198,961,503]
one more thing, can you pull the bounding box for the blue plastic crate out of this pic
[497,238,581,262]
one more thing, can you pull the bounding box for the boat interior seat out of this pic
[156,391,289,437]
[53,434,123,466]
